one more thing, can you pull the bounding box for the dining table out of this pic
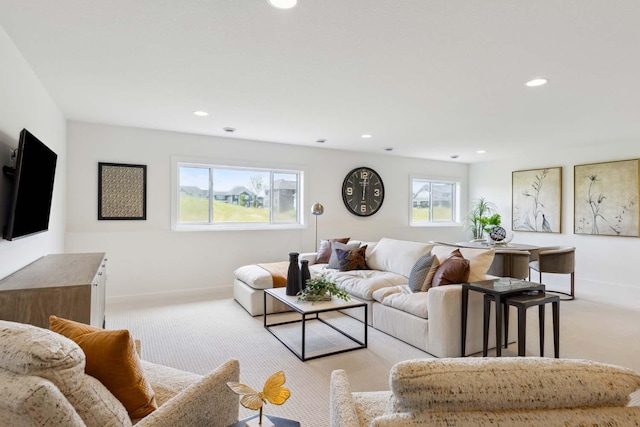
[454,241,540,252]
[454,241,540,279]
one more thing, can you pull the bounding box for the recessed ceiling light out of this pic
[525,78,548,87]
[361,134,373,139]
[316,139,326,143]
[477,150,486,154]
[450,154,459,159]
[223,127,236,133]
[193,111,209,116]
[267,0,297,9]
[384,147,393,152]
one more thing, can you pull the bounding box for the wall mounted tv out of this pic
[2,128,57,241]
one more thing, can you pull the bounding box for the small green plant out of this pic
[464,197,500,239]
[297,276,350,303]
[481,213,502,234]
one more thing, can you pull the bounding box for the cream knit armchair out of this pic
[0,320,239,427]
[330,358,640,426]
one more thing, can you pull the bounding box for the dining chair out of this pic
[487,250,531,279]
[529,246,575,300]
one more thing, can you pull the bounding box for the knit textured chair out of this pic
[0,320,240,427]
[529,246,575,300]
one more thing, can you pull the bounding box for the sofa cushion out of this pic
[407,252,439,293]
[49,316,157,419]
[432,245,495,282]
[431,249,470,286]
[317,237,350,263]
[367,238,433,278]
[0,320,132,426]
[337,245,369,271]
[386,358,640,414]
[0,320,84,394]
[234,264,274,290]
[421,257,440,291]
[324,269,408,300]
[70,374,133,427]
[327,241,361,269]
[377,286,429,319]
[0,367,86,427]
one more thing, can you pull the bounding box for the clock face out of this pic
[341,167,385,217]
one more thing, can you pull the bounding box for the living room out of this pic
[1,2,640,426]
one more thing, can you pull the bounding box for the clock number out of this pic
[346,187,353,196]
[374,188,380,197]
[360,204,367,213]
[360,171,369,179]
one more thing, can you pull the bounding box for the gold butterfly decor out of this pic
[227,371,291,423]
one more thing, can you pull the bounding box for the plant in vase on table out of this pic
[297,276,350,303]
[465,197,502,240]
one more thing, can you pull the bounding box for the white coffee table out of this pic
[263,287,367,361]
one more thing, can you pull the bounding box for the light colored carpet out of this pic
[107,298,429,426]
[107,296,640,426]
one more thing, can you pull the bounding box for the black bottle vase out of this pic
[286,252,301,296]
[299,259,311,291]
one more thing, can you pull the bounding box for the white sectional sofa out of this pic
[330,357,640,426]
[234,237,516,358]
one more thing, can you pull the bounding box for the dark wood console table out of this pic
[0,253,107,328]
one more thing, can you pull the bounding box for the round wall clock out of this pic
[341,167,385,217]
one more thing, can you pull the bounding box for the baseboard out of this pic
[106,286,234,311]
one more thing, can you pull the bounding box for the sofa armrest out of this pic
[137,359,239,427]
[426,284,511,357]
[330,370,361,427]
[426,285,464,358]
[299,252,319,265]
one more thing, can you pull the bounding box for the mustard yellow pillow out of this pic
[49,315,157,419]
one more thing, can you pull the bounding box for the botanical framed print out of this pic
[98,162,147,220]
[574,159,639,236]
[512,167,562,233]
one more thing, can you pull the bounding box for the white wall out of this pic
[0,26,66,279]
[65,122,469,303]
[469,142,640,310]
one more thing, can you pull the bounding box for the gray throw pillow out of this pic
[408,251,438,292]
[327,241,361,269]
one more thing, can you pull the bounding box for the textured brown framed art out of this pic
[98,162,147,220]
[574,159,639,236]
[512,167,562,233]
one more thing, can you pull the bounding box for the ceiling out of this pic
[1,1,639,163]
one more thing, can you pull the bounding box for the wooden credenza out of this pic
[0,253,107,328]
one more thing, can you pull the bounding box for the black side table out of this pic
[504,293,560,357]
[228,414,300,427]
[461,279,545,357]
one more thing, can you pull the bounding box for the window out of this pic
[174,161,303,229]
[411,177,460,225]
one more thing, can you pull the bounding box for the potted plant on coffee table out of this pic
[297,276,350,304]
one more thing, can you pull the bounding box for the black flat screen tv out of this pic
[3,128,57,241]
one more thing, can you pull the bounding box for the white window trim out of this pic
[171,156,307,231]
[409,174,462,227]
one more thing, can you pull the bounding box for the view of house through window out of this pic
[411,178,457,223]
[178,164,301,226]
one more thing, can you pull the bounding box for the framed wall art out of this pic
[512,166,562,233]
[98,162,147,220]
[574,159,639,237]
